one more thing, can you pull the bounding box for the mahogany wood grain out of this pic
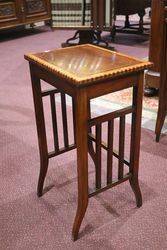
[25,44,151,240]
[25,44,151,87]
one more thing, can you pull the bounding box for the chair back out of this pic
[160,1,167,97]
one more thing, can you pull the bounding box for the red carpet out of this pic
[1,27,167,249]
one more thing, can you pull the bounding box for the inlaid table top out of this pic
[25,44,152,87]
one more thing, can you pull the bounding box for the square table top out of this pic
[25,44,152,87]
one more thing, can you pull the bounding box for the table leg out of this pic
[72,89,89,241]
[30,64,48,197]
[129,73,143,207]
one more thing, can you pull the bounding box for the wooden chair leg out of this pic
[155,104,166,142]
[155,0,167,142]
[125,15,130,28]
[138,13,144,33]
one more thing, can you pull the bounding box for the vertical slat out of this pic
[87,100,96,164]
[72,97,76,144]
[107,120,114,184]
[50,93,59,152]
[118,116,125,179]
[95,123,102,189]
[61,92,69,148]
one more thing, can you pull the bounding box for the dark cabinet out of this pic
[0,0,51,30]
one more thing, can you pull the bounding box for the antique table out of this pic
[25,44,151,240]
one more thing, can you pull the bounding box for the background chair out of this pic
[114,0,151,35]
[155,0,167,142]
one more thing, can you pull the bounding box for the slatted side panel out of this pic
[41,88,76,158]
[88,107,132,195]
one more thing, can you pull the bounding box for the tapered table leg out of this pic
[72,89,89,241]
[129,73,143,207]
[30,64,48,197]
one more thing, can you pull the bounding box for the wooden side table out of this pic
[25,44,151,240]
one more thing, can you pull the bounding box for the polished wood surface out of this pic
[0,0,51,30]
[25,44,151,240]
[25,44,152,85]
[155,1,167,141]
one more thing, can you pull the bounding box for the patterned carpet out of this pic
[98,87,160,132]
